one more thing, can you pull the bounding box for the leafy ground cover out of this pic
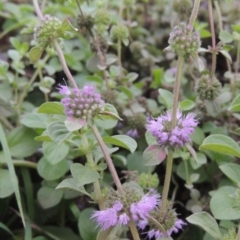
[0,0,240,239]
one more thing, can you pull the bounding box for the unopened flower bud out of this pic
[95,9,110,26]
[111,25,129,41]
[77,14,95,30]
[138,173,159,189]
[34,14,62,47]
[168,22,201,58]
[195,75,221,101]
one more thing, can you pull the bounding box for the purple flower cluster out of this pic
[58,84,104,121]
[146,110,198,148]
[91,190,160,231]
[138,218,186,239]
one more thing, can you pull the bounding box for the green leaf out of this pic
[95,104,118,129]
[180,99,195,111]
[70,163,100,187]
[143,145,166,166]
[219,30,233,43]
[34,135,53,142]
[219,163,240,184]
[64,118,86,132]
[158,89,173,109]
[37,157,69,181]
[127,151,152,173]
[28,46,43,64]
[48,121,71,144]
[145,131,157,146]
[43,142,69,164]
[219,50,232,63]
[191,127,205,145]
[103,135,137,153]
[97,226,118,240]
[42,227,80,240]
[229,94,240,112]
[7,126,40,158]
[116,86,133,99]
[186,212,222,239]
[200,134,240,157]
[20,113,49,129]
[56,178,91,197]
[0,124,25,226]
[37,186,63,209]
[210,191,240,220]
[0,222,15,238]
[78,208,98,240]
[38,102,64,115]
[0,169,14,198]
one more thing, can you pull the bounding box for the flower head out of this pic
[146,110,198,149]
[91,201,122,230]
[130,190,160,221]
[59,84,105,121]
[147,219,186,239]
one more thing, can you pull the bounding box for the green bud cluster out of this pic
[150,203,177,232]
[104,182,144,213]
[77,14,95,30]
[130,41,145,54]
[138,173,159,190]
[195,75,221,101]
[128,112,146,131]
[95,9,110,26]
[34,14,62,47]
[223,228,237,240]
[173,0,192,13]
[111,25,129,41]
[168,22,201,58]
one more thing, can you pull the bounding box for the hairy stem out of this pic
[53,39,78,89]
[171,56,184,127]
[91,124,124,195]
[128,220,141,240]
[32,0,44,20]
[81,134,104,210]
[188,0,201,28]
[160,153,173,214]
[1,160,37,169]
[18,55,49,108]
[0,116,14,130]
[208,0,217,81]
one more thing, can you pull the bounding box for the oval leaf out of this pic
[48,121,71,144]
[200,134,240,157]
[180,99,195,111]
[38,102,64,115]
[70,163,99,187]
[29,46,43,64]
[219,163,240,184]
[186,212,222,239]
[143,145,166,166]
[210,191,240,220]
[229,94,240,112]
[158,89,173,109]
[103,135,137,153]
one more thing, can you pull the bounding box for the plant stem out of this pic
[118,0,124,77]
[128,220,141,240]
[91,124,124,195]
[32,0,44,20]
[53,39,78,89]
[171,56,184,127]
[160,153,173,214]
[236,41,240,76]
[213,1,222,31]
[237,224,240,240]
[0,116,14,130]
[1,160,37,169]
[188,0,201,29]
[81,134,104,210]
[208,0,217,82]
